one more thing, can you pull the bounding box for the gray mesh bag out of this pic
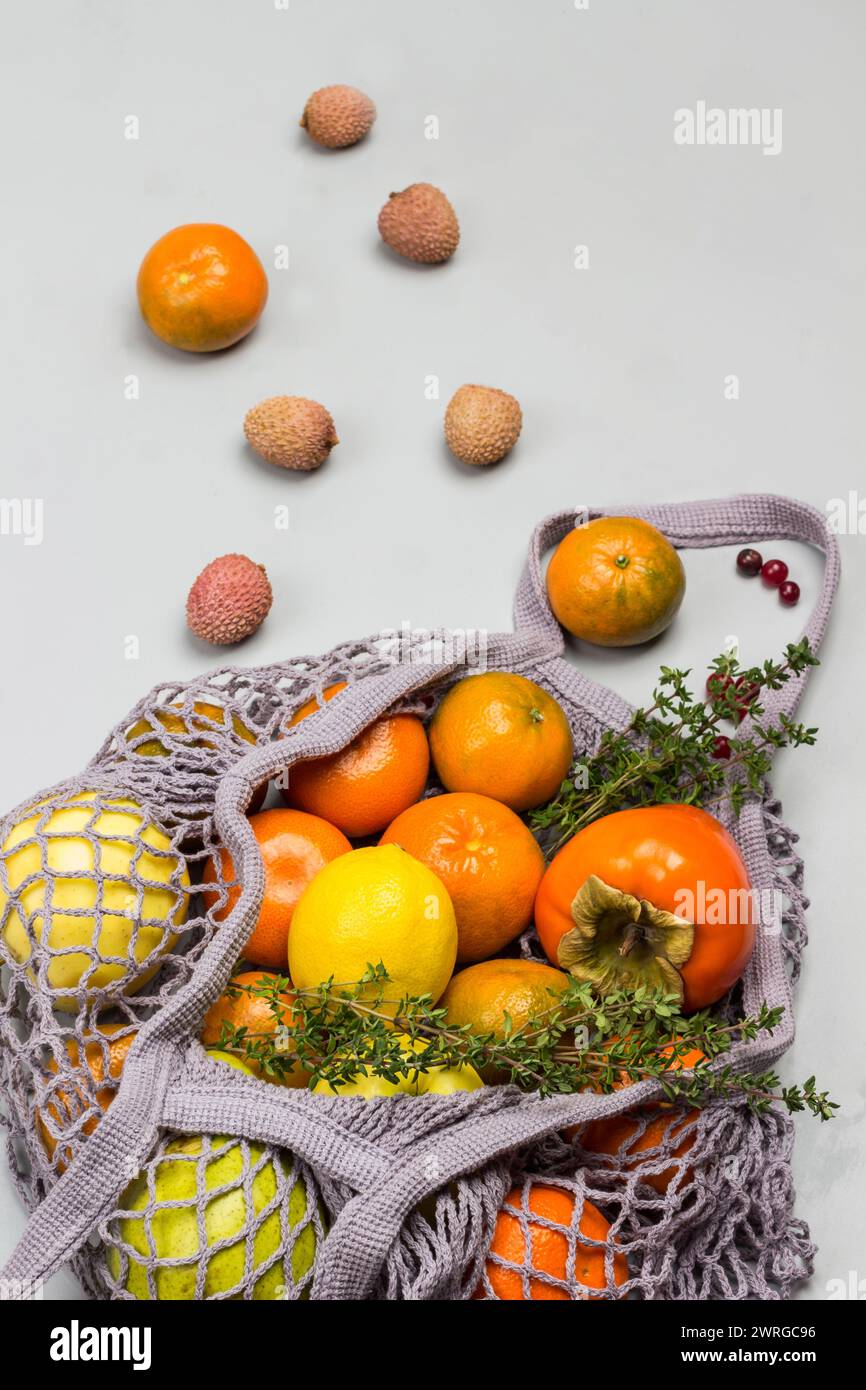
[0,494,840,1301]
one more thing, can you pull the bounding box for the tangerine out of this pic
[380,792,544,963]
[137,223,268,352]
[202,808,351,970]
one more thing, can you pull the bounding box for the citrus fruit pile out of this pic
[15,659,757,1300]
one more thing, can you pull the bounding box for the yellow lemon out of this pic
[313,1071,414,1098]
[0,791,189,1009]
[205,1048,254,1074]
[394,1032,485,1095]
[312,1033,483,1097]
[288,844,457,1008]
[420,1062,484,1095]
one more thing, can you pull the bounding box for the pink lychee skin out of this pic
[186,554,273,645]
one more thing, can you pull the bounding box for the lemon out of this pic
[288,844,458,1008]
[0,791,188,1010]
[420,1062,484,1095]
[205,1048,252,1074]
[109,1050,319,1300]
[313,1071,414,1098]
[312,1033,483,1097]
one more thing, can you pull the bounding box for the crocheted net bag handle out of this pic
[512,494,839,729]
[0,493,839,1301]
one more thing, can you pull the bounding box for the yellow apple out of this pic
[0,791,188,1009]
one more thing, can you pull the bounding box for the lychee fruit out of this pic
[300,85,376,149]
[243,396,339,471]
[444,385,523,466]
[378,183,460,264]
[186,555,273,646]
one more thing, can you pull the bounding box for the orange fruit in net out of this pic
[137,223,268,353]
[577,1109,698,1196]
[201,808,351,970]
[546,516,686,647]
[281,683,430,837]
[380,792,544,963]
[439,957,570,1041]
[429,672,573,813]
[478,1184,628,1300]
[201,969,307,1088]
[286,681,346,728]
[570,1043,704,1194]
[38,1025,137,1173]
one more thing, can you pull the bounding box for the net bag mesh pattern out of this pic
[0,495,839,1301]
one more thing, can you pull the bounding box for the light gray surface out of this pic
[0,0,863,1301]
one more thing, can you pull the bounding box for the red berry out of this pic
[736,548,763,576]
[706,673,734,700]
[779,580,800,607]
[760,558,789,588]
[733,676,759,719]
[712,735,732,760]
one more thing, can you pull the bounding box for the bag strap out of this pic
[513,495,840,720]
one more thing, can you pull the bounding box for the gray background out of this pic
[1,0,863,1300]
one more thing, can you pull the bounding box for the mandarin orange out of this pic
[201,969,307,1087]
[38,1026,137,1172]
[281,688,430,837]
[380,792,544,963]
[546,516,685,647]
[137,223,268,352]
[428,672,572,813]
[478,1184,628,1300]
[439,957,570,1040]
[202,808,351,970]
[570,1043,705,1194]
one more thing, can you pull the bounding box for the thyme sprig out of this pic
[214,967,836,1120]
[530,639,819,853]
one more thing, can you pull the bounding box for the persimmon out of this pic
[534,804,755,1011]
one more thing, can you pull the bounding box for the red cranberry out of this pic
[734,676,759,719]
[779,580,800,607]
[736,548,763,577]
[712,735,732,760]
[760,558,789,588]
[706,673,734,700]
